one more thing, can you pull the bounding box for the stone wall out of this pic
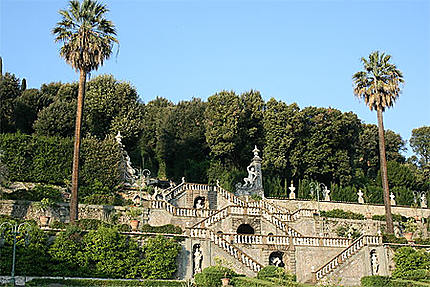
[269,198,430,218]
[0,200,135,225]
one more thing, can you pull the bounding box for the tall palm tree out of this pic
[353,51,404,234]
[53,0,118,223]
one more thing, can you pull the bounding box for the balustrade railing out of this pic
[150,200,216,217]
[210,231,262,273]
[314,235,382,281]
[206,233,351,248]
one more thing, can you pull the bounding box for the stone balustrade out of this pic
[215,186,247,206]
[210,231,262,273]
[315,235,382,281]
[150,200,215,218]
[209,233,351,248]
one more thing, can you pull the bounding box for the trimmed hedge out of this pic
[231,277,307,287]
[361,276,430,287]
[320,209,365,220]
[0,133,121,189]
[194,266,237,287]
[26,278,185,286]
[361,276,391,287]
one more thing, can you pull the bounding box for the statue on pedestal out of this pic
[235,146,264,198]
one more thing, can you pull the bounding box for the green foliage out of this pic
[26,279,185,286]
[335,225,362,239]
[0,133,121,190]
[320,209,365,220]
[0,220,51,276]
[382,233,408,244]
[257,265,296,282]
[330,184,358,202]
[138,235,182,279]
[361,276,391,287]
[194,265,237,287]
[33,99,77,137]
[410,126,430,167]
[140,224,183,234]
[392,247,430,279]
[0,184,64,202]
[0,72,22,132]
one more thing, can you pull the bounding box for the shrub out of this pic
[231,277,281,287]
[392,247,430,279]
[26,279,185,286]
[194,265,237,287]
[400,269,430,281]
[0,133,121,189]
[137,235,182,279]
[382,233,407,244]
[140,224,183,234]
[320,209,365,220]
[390,279,430,287]
[257,265,295,282]
[361,276,391,287]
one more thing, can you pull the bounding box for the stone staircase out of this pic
[209,230,263,274]
[150,200,217,218]
[312,235,382,283]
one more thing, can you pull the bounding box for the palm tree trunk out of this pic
[377,107,394,234]
[70,69,87,223]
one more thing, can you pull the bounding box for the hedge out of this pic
[231,277,308,287]
[26,278,185,286]
[361,276,391,287]
[361,276,430,287]
[0,133,122,189]
[320,209,365,220]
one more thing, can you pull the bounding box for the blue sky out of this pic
[1,0,429,156]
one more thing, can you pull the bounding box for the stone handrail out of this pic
[210,231,263,273]
[214,233,352,248]
[150,200,216,217]
[163,182,187,202]
[314,235,382,281]
[192,206,230,228]
[215,185,247,206]
[191,204,303,237]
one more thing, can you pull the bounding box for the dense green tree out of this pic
[0,72,21,132]
[290,107,361,186]
[357,124,406,179]
[239,90,265,166]
[138,235,181,279]
[84,75,144,148]
[139,97,173,178]
[263,98,300,182]
[161,98,209,182]
[53,0,118,222]
[410,126,430,167]
[33,99,77,137]
[204,91,246,185]
[353,51,404,233]
[14,88,40,133]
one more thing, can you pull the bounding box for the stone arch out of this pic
[193,196,205,209]
[269,251,284,267]
[237,224,255,234]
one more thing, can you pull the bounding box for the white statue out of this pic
[357,190,365,204]
[243,164,257,187]
[115,131,123,146]
[421,193,427,208]
[370,251,379,275]
[193,246,203,274]
[289,182,296,200]
[390,192,396,206]
[271,256,283,267]
[195,199,204,209]
[323,187,331,202]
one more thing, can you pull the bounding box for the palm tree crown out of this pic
[52,0,118,72]
[353,51,404,112]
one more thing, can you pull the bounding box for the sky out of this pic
[1,0,429,157]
